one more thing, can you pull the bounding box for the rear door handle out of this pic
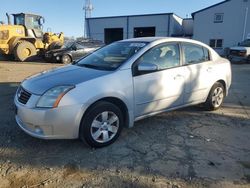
[207,67,213,72]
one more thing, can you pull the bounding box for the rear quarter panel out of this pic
[208,58,232,97]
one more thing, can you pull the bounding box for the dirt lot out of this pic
[0,60,250,188]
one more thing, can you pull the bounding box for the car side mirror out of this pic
[72,46,77,51]
[138,62,158,72]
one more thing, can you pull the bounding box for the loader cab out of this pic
[12,13,44,39]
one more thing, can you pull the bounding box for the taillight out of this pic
[239,51,247,56]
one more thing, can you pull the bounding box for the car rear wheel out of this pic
[61,54,72,64]
[204,82,225,111]
[79,101,123,148]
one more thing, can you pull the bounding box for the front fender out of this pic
[59,69,135,127]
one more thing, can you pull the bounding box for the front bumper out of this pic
[14,96,85,139]
[45,53,61,63]
[228,55,249,63]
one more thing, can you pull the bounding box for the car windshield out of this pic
[239,39,250,47]
[76,41,147,70]
[62,41,75,49]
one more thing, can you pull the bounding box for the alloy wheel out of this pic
[90,111,119,143]
[62,55,71,64]
[212,87,224,108]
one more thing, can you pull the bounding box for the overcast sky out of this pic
[1,0,223,37]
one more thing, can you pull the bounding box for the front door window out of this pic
[136,43,180,70]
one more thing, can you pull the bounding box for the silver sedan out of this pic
[14,37,232,148]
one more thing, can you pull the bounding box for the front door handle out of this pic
[174,74,183,80]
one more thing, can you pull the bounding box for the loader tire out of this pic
[14,41,37,62]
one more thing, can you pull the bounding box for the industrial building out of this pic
[192,0,250,54]
[85,0,249,55]
[86,13,193,44]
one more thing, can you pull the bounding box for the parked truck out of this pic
[229,39,250,63]
[0,13,64,61]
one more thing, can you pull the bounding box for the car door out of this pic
[72,43,86,60]
[181,43,214,104]
[133,42,188,117]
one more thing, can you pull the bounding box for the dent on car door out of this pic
[181,43,214,103]
[133,43,187,117]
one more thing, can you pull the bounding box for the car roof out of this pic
[121,37,167,43]
[120,37,207,45]
[119,37,221,68]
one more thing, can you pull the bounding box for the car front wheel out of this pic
[61,54,72,64]
[204,82,225,111]
[247,55,250,63]
[79,101,123,148]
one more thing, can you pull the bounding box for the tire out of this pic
[14,41,37,62]
[247,55,250,63]
[79,101,124,148]
[61,54,72,64]
[204,82,225,111]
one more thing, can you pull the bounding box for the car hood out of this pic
[48,48,69,54]
[21,65,111,95]
[230,46,248,51]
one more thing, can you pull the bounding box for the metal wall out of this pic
[193,0,250,54]
[86,13,189,43]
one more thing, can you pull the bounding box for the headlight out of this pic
[36,85,75,108]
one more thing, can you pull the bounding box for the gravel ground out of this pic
[0,60,250,188]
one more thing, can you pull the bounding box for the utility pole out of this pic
[83,0,94,38]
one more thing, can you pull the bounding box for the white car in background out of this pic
[229,39,250,63]
[14,37,232,148]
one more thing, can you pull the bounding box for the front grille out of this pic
[45,53,52,58]
[230,50,246,57]
[17,87,32,104]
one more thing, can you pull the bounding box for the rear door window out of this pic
[182,43,210,64]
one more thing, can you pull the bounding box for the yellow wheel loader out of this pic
[0,13,64,61]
